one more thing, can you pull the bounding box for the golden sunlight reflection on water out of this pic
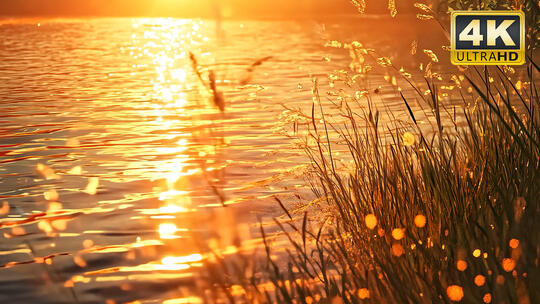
[0,15,449,302]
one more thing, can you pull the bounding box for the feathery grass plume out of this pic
[325,40,342,48]
[240,56,273,85]
[189,51,225,112]
[423,49,439,62]
[208,70,225,112]
[350,0,366,14]
[410,40,417,55]
[413,2,431,12]
[249,56,273,70]
[189,51,207,89]
[376,57,392,66]
[416,14,434,20]
[388,0,397,17]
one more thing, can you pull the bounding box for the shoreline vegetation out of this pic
[195,1,539,303]
[1,1,537,303]
[200,56,540,304]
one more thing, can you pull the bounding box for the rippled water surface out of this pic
[0,17,448,303]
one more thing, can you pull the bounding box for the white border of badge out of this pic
[451,10,525,66]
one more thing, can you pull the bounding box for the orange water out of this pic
[0,17,448,303]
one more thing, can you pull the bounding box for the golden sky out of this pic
[0,0,414,18]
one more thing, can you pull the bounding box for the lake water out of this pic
[0,17,449,303]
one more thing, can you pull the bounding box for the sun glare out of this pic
[159,223,179,239]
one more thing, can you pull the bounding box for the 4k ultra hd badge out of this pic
[451,11,525,65]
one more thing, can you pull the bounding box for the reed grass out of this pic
[198,58,539,303]
[192,3,539,301]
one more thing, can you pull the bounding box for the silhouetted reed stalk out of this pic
[188,51,273,208]
[189,51,224,112]
[189,51,272,112]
